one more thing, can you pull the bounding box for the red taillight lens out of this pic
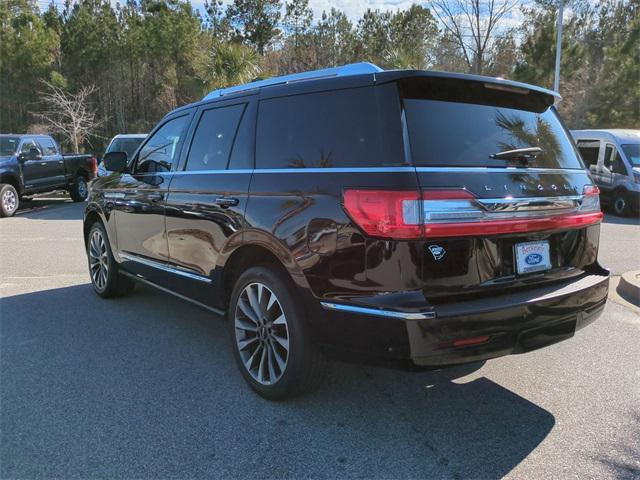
[90,156,98,176]
[343,187,604,240]
[343,189,422,239]
[579,185,601,214]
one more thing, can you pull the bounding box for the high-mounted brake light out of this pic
[343,186,603,240]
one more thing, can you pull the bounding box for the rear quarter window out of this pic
[256,84,404,169]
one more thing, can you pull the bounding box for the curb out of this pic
[617,270,640,307]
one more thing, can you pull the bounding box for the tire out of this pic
[228,266,325,400]
[70,175,89,202]
[0,184,19,217]
[87,222,135,298]
[612,191,630,217]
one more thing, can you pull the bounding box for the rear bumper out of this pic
[313,269,609,367]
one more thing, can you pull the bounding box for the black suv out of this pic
[85,63,609,399]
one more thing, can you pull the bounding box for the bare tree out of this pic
[431,0,518,75]
[36,82,100,152]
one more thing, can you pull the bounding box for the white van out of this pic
[571,129,640,216]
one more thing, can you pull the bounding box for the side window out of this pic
[37,137,57,156]
[136,115,189,174]
[576,140,600,167]
[20,139,37,154]
[612,150,627,175]
[228,102,255,170]
[603,144,614,170]
[185,104,245,171]
[256,84,404,169]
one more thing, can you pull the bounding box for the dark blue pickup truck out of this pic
[0,134,97,217]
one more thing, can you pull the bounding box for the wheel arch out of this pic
[83,205,107,248]
[221,239,310,310]
[0,172,22,195]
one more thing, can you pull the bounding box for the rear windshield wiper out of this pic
[490,147,544,164]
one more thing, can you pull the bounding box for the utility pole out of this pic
[553,0,564,93]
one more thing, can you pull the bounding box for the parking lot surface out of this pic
[1,199,639,479]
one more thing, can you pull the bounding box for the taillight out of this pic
[342,189,422,239]
[579,185,601,212]
[90,156,98,176]
[343,186,603,240]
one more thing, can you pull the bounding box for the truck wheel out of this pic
[613,191,629,217]
[70,176,88,202]
[0,184,19,217]
[87,222,135,298]
[228,266,325,400]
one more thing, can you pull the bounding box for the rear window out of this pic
[403,86,583,169]
[256,84,404,169]
[37,137,57,155]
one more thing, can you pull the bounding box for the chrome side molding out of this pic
[119,252,212,284]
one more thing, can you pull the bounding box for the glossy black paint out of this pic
[84,69,609,369]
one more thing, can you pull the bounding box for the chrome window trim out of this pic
[119,253,212,283]
[165,166,587,175]
[320,301,436,320]
[415,167,588,174]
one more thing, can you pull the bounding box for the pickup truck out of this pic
[0,134,97,217]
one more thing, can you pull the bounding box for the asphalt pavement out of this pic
[1,198,639,479]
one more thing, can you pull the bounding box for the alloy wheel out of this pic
[234,282,290,385]
[2,189,17,214]
[89,229,109,291]
[614,196,626,215]
[78,178,88,198]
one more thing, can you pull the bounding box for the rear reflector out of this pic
[343,186,602,240]
[452,335,491,348]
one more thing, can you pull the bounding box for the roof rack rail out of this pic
[203,62,383,100]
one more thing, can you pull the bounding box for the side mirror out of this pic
[20,147,42,162]
[103,151,128,173]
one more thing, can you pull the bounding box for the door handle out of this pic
[215,196,239,207]
[58,160,64,164]
[148,192,164,202]
[41,162,47,166]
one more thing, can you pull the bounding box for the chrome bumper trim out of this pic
[320,302,436,320]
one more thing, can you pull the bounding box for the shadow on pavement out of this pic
[14,197,84,220]
[602,213,640,226]
[1,284,555,479]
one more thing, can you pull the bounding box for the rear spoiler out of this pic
[378,70,560,113]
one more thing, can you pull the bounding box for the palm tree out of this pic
[495,110,561,166]
[200,40,261,90]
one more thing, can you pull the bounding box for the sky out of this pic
[35,0,534,24]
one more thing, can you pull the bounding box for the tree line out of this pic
[0,0,637,152]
